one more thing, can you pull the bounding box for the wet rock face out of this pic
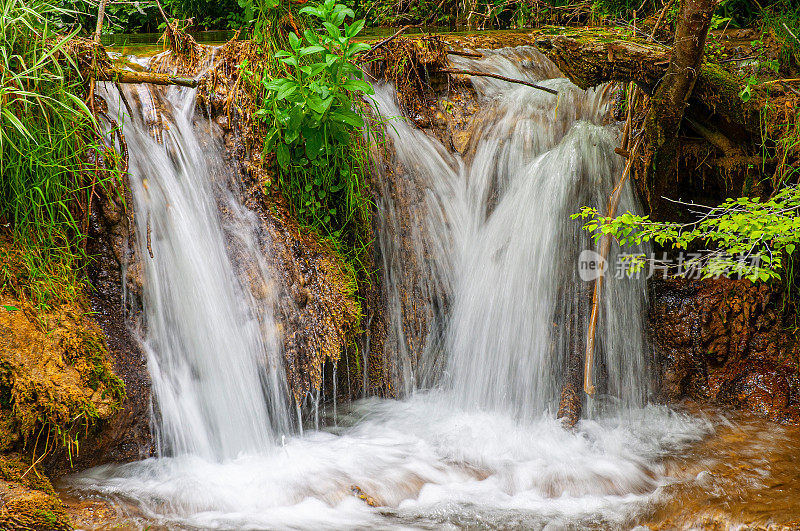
[0,185,149,475]
[76,174,153,470]
[213,116,363,403]
[651,277,800,422]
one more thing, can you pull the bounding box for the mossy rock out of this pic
[0,455,71,531]
[0,456,55,496]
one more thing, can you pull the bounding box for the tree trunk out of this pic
[644,0,717,207]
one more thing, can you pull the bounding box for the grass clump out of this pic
[0,0,123,311]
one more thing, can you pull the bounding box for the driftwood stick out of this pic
[583,137,642,396]
[88,0,110,113]
[113,80,135,119]
[446,49,483,58]
[438,68,558,95]
[368,25,413,54]
[154,0,171,25]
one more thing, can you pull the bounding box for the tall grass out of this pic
[0,0,120,309]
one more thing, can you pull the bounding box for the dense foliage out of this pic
[260,0,372,241]
[574,186,800,283]
[235,0,375,300]
[55,0,800,35]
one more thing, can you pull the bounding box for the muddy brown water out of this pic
[646,408,800,530]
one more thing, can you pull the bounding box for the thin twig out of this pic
[783,23,800,46]
[368,25,413,54]
[584,137,643,396]
[438,68,558,95]
[154,0,171,24]
[446,49,483,58]
[146,215,154,258]
[759,77,800,86]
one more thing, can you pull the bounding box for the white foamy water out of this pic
[66,48,714,529]
[69,397,710,529]
[373,47,650,414]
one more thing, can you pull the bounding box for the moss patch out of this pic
[0,239,125,460]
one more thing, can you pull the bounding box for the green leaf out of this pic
[299,6,323,18]
[277,82,298,100]
[263,78,288,91]
[329,123,351,144]
[276,144,290,169]
[279,56,299,68]
[307,94,334,115]
[300,45,326,57]
[323,21,341,40]
[285,106,304,143]
[346,19,365,38]
[331,108,363,128]
[289,32,301,51]
[264,127,279,151]
[2,305,19,312]
[303,125,326,158]
[342,79,373,94]
[348,42,371,54]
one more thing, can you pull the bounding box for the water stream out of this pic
[373,47,650,416]
[65,48,738,529]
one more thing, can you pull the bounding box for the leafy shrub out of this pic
[573,185,800,283]
[253,0,374,280]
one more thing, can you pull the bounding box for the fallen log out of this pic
[536,33,670,93]
[99,69,199,88]
[534,32,761,134]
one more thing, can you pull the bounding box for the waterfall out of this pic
[106,81,291,460]
[66,48,709,530]
[373,47,649,414]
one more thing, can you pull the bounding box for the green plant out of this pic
[739,74,757,102]
[573,185,800,283]
[261,2,372,170]
[254,0,374,284]
[763,1,800,75]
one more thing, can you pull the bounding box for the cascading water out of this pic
[112,81,292,459]
[373,47,650,415]
[66,47,710,529]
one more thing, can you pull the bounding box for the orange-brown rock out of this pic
[651,277,800,422]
